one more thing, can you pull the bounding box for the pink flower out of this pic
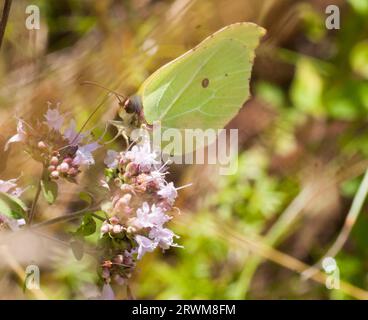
[158,182,178,204]
[73,142,100,166]
[149,227,181,250]
[0,215,26,231]
[135,235,158,260]
[131,202,170,229]
[64,120,84,144]
[5,120,27,151]
[44,107,64,131]
[125,142,159,171]
[100,284,115,300]
[0,178,24,197]
[0,178,26,230]
[0,178,17,193]
[104,150,119,169]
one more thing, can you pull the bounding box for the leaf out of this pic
[350,41,368,79]
[41,176,58,205]
[290,58,324,116]
[70,240,84,261]
[348,0,368,15]
[79,191,93,205]
[73,214,96,237]
[0,192,27,219]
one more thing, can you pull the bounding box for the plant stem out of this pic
[28,176,42,225]
[31,205,101,229]
[0,0,12,49]
[303,168,368,279]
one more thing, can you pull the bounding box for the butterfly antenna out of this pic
[70,94,111,145]
[80,81,126,102]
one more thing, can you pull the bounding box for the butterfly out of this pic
[89,23,266,149]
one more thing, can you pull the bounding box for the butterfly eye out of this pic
[124,96,142,114]
[123,99,136,114]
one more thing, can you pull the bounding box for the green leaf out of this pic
[350,41,368,79]
[348,0,368,15]
[41,177,58,205]
[70,240,84,261]
[0,192,27,219]
[79,191,93,205]
[290,58,324,116]
[73,214,96,237]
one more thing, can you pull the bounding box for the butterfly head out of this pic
[121,95,142,115]
[117,95,145,136]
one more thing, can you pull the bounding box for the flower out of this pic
[0,178,17,193]
[0,178,26,231]
[104,150,119,169]
[97,138,189,286]
[44,107,64,131]
[0,178,24,197]
[5,120,27,151]
[158,182,178,204]
[100,284,115,300]
[125,142,159,171]
[6,106,100,182]
[64,120,84,144]
[73,142,100,166]
[135,235,158,260]
[131,202,170,229]
[149,226,181,250]
[0,215,26,231]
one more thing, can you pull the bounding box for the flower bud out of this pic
[112,224,123,234]
[114,178,122,188]
[126,226,136,234]
[38,141,47,149]
[101,223,110,234]
[50,170,59,179]
[67,167,78,176]
[64,157,73,164]
[59,162,69,173]
[123,172,132,183]
[50,156,59,166]
[102,260,112,268]
[102,267,110,279]
[126,162,139,176]
[113,255,124,264]
[109,216,119,225]
[121,193,132,205]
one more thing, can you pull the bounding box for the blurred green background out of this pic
[0,0,368,299]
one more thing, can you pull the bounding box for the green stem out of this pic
[231,184,315,298]
[303,168,368,279]
[31,205,101,229]
[0,0,12,49]
[28,175,42,225]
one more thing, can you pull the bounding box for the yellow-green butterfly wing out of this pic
[139,22,266,130]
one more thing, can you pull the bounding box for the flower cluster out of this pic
[98,141,185,285]
[5,106,100,181]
